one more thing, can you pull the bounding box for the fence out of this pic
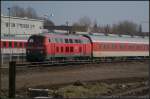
[1,53,26,65]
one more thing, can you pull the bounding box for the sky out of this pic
[1,1,149,32]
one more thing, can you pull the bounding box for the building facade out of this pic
[1,15,44,38]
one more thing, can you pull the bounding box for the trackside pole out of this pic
[9,61,16,98]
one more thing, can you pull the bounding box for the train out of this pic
[1,37,27,63]
[26,32,149,62]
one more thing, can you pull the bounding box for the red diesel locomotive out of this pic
[26,33,92,61]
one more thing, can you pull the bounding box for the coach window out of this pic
[103,44,107,49]
[128,45,132,49]
[139,45,142,50]
[9,42,12,48]
[3,41,7,48]
[144,45,147,50]
[146,45,149,50]
[112,43,116,49]
[120,44,124,49]
[136,45,140,50]
[106,44,109,49]
[14,42,17,47]
[23,42,25,48]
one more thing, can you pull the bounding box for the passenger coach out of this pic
[85,33,149,59]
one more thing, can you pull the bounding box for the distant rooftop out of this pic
[1,15,44,22]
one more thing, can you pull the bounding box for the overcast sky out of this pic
[1,1,149,32]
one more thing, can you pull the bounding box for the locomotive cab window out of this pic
[65,39,69,43]
[28,35,45,46]
[75,39,78,43]
[69,39,73,43]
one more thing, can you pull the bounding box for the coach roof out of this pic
[87,33,149,44]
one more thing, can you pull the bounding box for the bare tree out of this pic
[92,20,98,32]
[78,16,91,29]
[9,5,38,19]
[9,5,26,17]
[112,20,139,36]
[72,22,87,32]
[26,6,38,19]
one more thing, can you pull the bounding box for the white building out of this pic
[1,15,44,38]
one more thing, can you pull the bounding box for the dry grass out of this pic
[49,82,113,98]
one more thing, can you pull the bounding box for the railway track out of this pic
[1,58,149,70]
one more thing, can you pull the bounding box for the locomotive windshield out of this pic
[28,35,45,47]
[26,35,46,61]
